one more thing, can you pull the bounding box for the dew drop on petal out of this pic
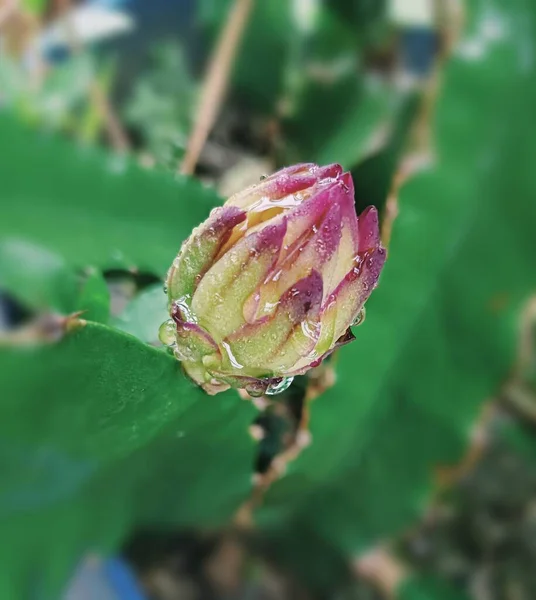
[266,377,294,396]
[245,383,265,398]
[221,341,244,369]
[351,307,366,327]
[159,319,176,346]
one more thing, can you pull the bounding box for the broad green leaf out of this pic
[0,116,222,295]
[280,4,399,170]
[315,79,403,170]
[0,239,78,313]
[76,268,110,324]
[259,0,536,552]
[0,53,95,131]
[353,92,420,213]
[112,282,168,343]
[124,43,196,169]
[0,323,256,597]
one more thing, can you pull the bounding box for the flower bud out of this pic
[161,163,386,396]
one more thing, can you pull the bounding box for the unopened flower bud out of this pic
[161,163,386,395]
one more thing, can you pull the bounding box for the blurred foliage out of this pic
[1,0,536,598]
[0,116,221,287]
[0,324,256,597]
[0,52,105,137]
[21,0,47,16]
[259,0,536,556]
[399,413,536,599]
[199,0,295,115]
[124,43,197,169]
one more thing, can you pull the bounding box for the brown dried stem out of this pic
[180,0,254,175]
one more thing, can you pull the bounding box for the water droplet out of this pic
[301,319,320,341]
[221,341,244,369]
[260,174,267,180]
[174,344,196,362]
[266,377,294,395]
[351,307,366,327]
[163,282,168,294]
[245,383,265,398]
[173,296,197,323]
[158,319,176,346]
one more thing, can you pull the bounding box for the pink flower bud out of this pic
[161,164,386,396]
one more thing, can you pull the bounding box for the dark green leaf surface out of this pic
[279,4,399,171]
[0,116,222,292]
[112,282,168,343]
[0,323,256,596]
[76,268,110,324]
[260,0,536,551]
[0,239,78,313]
[314,80,401,170]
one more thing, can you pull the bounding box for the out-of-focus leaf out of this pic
[0,239,78,313]
[198,0,296,114]
[77,59,116,145]
[259,0,536,551]
[112,282,167,344]
[0,53,95,131]
[398,576,470,600]
[327,0,388,43]
[280,5,361,163]
[21,0,47,15]
[353,91,421,213]
[315,79,402,169]
[0,323,256,597]
[280,4,399,169]
[0,116,222,286]
[124,43,196,169]
[76,268,110,324]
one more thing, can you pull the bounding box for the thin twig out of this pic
[234,361,336,528]
[381,0,464,247]
[180,0,254,175]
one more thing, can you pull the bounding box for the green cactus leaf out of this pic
[75,268,110,324]
[259,0,536,551]
[0,239,78,314]
[112,282,168,344]
[0,323,256,597]
[0,117,222,314]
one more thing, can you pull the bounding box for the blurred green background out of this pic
[1,0,536,598]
